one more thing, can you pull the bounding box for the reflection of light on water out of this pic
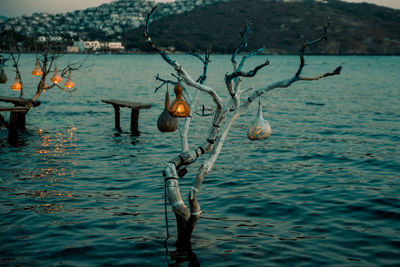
[18,189,76,213]
[33,126,79,179]
[68,127,77,139]
[34,126,78,163]
[25,126,80,213]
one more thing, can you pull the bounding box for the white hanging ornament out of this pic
[247,101,271,141]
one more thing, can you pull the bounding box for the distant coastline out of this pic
[1,0,400,55]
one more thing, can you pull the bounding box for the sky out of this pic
[1,0,399,18]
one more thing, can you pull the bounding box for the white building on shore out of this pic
[72,41,125,53]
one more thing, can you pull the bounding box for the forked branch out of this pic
[295,23,330,78]
[145,7,342,247]
[187,50,210,84]
[145,6,223,110]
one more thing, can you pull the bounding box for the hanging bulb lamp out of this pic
[64,71,75,89]
[32,60,43,76]
[157,90,178,132]
[247,102,271,141]
[11,76,22,91]
[168,82,191,117]
[50,67,63,84]
[0,68,7,83]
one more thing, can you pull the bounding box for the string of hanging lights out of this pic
[2,60,76,92]
[10,76,22,91]
[64,70,75,89]
[31,60,43,76]
[50,67,63,84]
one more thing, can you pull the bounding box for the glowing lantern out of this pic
[247,102,271,141]
[50,67,63,84]
[0,68,7,84]
[168,82,191,117]
[64,71,75,89]
[32,60,43,76]
[11,76,22,91]
[157,90,178,132]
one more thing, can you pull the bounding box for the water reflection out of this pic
[7,126,80,214]
[35,127,77,158]
[165,239,200,267]
[112,130,141,145]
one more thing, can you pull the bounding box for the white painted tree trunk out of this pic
[145,7,341,246]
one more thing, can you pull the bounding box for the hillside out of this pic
[126,0,400,54]
[0,0,221,44]
[1,0,399,54]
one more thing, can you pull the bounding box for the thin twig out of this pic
[154,74,177,92]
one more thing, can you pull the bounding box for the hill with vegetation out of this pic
[1,0,399,54]
[125,0,400,54]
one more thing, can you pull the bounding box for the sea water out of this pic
[0,54,399,266]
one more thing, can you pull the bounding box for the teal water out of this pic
[0,54,399,266]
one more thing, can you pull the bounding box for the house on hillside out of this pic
[71,40,125,53]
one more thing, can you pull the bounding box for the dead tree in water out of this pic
[145,6,342,246]
[0,37,83,141]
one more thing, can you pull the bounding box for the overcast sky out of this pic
[1,0,399,18]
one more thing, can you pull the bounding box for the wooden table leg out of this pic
[131,108,140,136]
[16,112,26,130]
[113,104,121,130]
[9,109,26,130]
[8,111,18,144]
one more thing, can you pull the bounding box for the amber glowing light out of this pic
[64,71,75,89]
[50,67,63,84]
[168,82,190,117]
[11,77,22,91]
[32,60,43,76]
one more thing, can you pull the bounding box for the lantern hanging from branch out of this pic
[64,70,75,89]
[32,60,43,76]
[50,67,63,84]
[168,82,191,117]
[247,101,271,141]
[10,76,21,91]
[0,68,7,84]
[157,90,178,132]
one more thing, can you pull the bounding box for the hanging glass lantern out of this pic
[0,68,7,84]
[32,60,43,76]
[50,67,63,84]
[11,76,22,91]
[247,102,271,141]
[168,82,191,117]
[64,71,75,89]
[157,90,178,132]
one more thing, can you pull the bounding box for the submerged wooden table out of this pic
[0,106,30,127]
[0,95,41,130]
[101,99,152,135]
[0,95,40,106]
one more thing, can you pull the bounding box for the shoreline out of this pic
[1,50,400,56]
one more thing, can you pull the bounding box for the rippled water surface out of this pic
[1,54,399,266]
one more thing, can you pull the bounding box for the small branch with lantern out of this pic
[146,6,342,247]
[0,38,83,142]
